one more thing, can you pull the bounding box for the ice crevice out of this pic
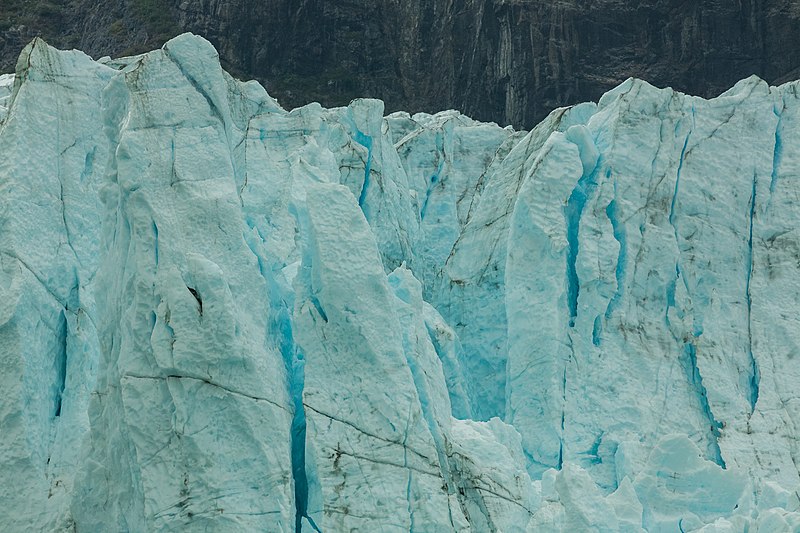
[291,355,317,533]
[665,106,725,467]
[681,342,726,467]
[664,106,693,333]
[564,126,601,327]
[402,414,416,533]
[353,128,374,215]
[152,220,159,266]
[769,95,785,198]
[53,310,68,418]
[668,105,695,241]
[242,223,314,533]
[57,174,80,266]
[559,347,570,471]
[419,130,446,221]
[604,175,627,321]
[746,172,761,414]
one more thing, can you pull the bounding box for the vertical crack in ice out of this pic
[395,298,462,528]
[285,302,318,532]
[769,97,785,201]
[353,129,374,218]
[79,147,95,183]
[558,360,568,470]
[564,145,600,327]
[604,177,627,321]
[186,287,202,316]
[54,90,80,267]
[665,264,680,331]
[402,421,416,533]
[746,173,760,414]
[169,137,177,185]
[681,342,725,468]
[666,109,694,325]
[152,221,159,266]
[55,146,77,266]
[50,84,77,421]
[420,131,446,221]
[291,355,321,533]
[57,174,80,265]
[286,327,318,529]
[667,107,724,466]
[591,315,603,347]
[565,188,586,327]
[308,295,328,323]
[53,310,68,418]
[584,432,603,466]
[669,106,694,238]
[241,222,319,532]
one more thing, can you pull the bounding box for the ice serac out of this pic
[71,35,295,531]
[440,102,596,422]
[293,183,535,530]
[293,184,447,530]
[4,33,800,532]
[293,182,455,531]
[0,38,113,531]
[391,110,515,291]
[502,76,800,529]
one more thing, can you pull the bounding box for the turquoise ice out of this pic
[1,33,800,532]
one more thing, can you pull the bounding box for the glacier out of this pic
[1,33,800,532]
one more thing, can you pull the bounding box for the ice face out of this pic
[2,33,800,532]
[0,73,13,120]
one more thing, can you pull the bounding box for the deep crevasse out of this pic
[2,34,800,532]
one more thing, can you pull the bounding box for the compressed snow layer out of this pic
[2,34,800,532]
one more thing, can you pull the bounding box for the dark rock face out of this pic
[2,0,799,128]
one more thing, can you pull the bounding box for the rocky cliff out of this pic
[2,0,799,127]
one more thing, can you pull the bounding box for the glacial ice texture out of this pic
[2,34,800,532]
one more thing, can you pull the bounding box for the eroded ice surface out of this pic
[2,34,800,532]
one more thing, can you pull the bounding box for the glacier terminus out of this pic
[2,33,800,532]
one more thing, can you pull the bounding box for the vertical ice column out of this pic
[293,182,457,531]
[0,39,113,531]
[71,35,295,532]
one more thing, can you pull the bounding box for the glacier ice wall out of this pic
[2,34,800,532]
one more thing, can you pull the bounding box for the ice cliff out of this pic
[2,33,800,532]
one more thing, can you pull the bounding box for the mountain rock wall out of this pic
[2,0,800,127]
